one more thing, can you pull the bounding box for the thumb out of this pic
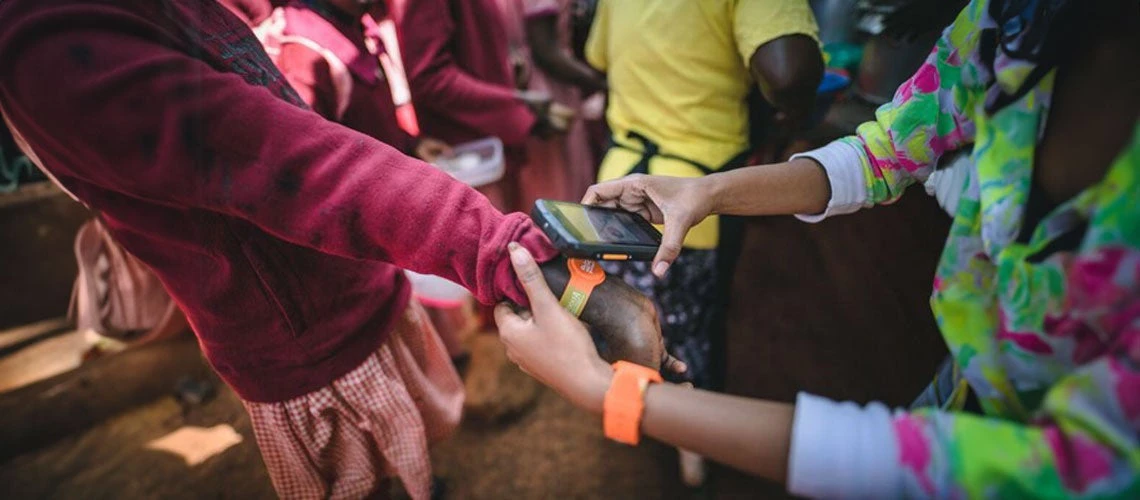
[653,215,690,278]
[493,302,527,335]
[508,242,560,313]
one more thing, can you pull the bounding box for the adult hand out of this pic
[498,244,685,410]
[495,244,615,412]
[414,137,452,163]
[583,175,716,277]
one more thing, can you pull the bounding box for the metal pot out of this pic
[810,0,863,45]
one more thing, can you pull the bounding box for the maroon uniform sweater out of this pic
[397,0,537,148]
[0,0,557,402]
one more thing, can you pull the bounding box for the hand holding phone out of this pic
[531,199,662,261]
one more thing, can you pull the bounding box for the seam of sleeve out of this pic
[792,141,868,222]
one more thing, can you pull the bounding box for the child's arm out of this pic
[399,0,536,147]
[495,244,793,482]
[524,8,606,94]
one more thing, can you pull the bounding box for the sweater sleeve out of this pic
[790,245,1140,498]
[399,0,536,146]
[0,21,557,307]
[794,3,984,222]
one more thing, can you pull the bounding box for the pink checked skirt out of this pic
[242,302,464,500]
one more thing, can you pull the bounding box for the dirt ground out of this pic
[0,374,693,500]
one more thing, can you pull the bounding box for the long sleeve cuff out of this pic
[787,392,900,499]
[791,141,868,223]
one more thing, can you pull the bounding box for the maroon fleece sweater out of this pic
[0,0,558,402]
[397,0,536,148]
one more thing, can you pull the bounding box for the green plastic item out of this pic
[824,42,863,74]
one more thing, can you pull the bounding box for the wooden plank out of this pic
[0,338,212,461]
[0,317,70,350]
[0,330,84,394]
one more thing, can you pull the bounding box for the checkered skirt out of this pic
[242,302,463,499]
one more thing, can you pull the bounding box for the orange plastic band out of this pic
[603,360,662,446]
[559,258,605,317]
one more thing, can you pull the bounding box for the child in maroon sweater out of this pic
[260,0,452,162]
[0,0,666,498]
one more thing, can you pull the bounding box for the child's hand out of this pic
[414,137,452,163]
[495,243,613,412]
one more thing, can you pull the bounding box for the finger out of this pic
[493,302,527,332]
[581,185,600,205]
[662,354,688,375]
[508,242,560,314]
[581,178,629,205]
[634,206,654,222]
[645,203,665,225]
[653,215,691,278]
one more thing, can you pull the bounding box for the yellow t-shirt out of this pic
[586,0,818,248]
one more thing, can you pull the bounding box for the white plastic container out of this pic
[432,137,504,188]
[406,271,476,357]
[405,271,469,308]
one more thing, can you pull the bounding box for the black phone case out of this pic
[530,202,660,261]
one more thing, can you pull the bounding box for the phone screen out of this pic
[548,201,659,245]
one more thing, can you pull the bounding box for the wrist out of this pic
[698,174,727,216]
[575,358,613,414]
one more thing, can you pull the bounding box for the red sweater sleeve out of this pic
[0,22,557,306]
[400,0,536,146]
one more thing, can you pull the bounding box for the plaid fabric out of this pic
[243,302,463,500]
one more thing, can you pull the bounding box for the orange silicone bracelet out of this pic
[603,361,663,446]
[559,258,605,317]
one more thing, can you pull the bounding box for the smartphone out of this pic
[531,199,662,261]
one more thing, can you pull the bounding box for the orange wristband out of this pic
[559,258,605,317]
[603,360,662,446]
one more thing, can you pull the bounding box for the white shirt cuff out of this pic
[787,392,900,499]
[791,141,868,223]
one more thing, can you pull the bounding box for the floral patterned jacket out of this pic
[786,1,1140,497]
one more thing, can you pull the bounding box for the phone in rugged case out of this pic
[531,199,662,261]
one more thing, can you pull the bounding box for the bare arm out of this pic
[705,159,830,217]
[748,34,824,131]
[525,14,607,94]
[748,34,824,159]
[573,371,794,483]
[641,386,794,484]
[583,159,830,275]
[497,244,792,483]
